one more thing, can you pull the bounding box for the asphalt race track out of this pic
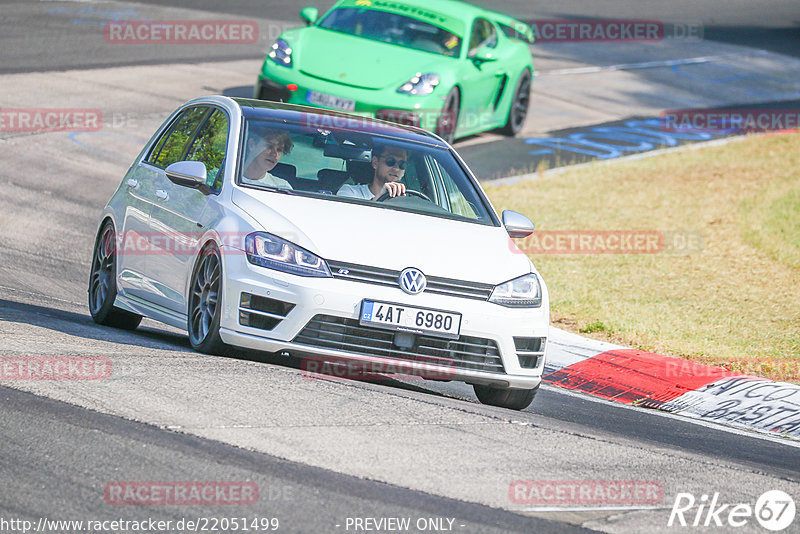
[1,1,799,533]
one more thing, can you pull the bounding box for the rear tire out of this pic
[188,243,227,355]
[88,221,142,330]
[435,87,460,144]
[473,383,538,410]
[500,68,531,136]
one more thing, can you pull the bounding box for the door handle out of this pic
[126,178,139,190]
[155,190,169,201]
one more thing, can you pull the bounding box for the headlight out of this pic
[267,38,293,67]
[245,232,330,277]
[489,273,542,307]
[397,73,440,95]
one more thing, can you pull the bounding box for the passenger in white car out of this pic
[337,144,408,200]
[241,129,294,188]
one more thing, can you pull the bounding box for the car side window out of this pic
[468,18,497,56]
[185,109,229,191]
[147,107,208,168]
[426,154,478,218]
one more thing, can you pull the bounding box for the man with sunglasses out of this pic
[337,144,407,200]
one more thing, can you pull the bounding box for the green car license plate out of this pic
[306,90,355,111]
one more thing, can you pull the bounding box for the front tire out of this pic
[188,244,226,354]
[88,221,142,330]
[500,68,531,136]
[473,384,538,410]
[435,87,460,144]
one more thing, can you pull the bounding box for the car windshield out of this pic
[238,118,495,225]
[318,7,462,57]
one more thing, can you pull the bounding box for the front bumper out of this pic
[255,62,447,132]
[219,248,549,390]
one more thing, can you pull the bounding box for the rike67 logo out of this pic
[669,490,795,531]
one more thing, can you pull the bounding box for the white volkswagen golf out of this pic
[89,96,549,410]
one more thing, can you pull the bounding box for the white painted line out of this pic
[538,52,770,76]
[517,505,670,512]
[0,283,84,308]
[540,384,800,448]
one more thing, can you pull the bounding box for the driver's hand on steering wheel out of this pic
[375,181,406,200]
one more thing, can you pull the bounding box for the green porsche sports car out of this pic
[254,0,534,142]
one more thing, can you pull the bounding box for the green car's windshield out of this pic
[238,118,495,225]
[318,8,462,57]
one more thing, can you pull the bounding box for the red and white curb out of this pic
[544,328,800,440]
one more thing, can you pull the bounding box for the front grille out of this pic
[328,260,494,301]
[293,314,505,374]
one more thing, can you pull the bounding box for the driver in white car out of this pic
[337,144,407,200]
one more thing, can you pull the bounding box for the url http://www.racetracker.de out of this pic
[0,516,281,533]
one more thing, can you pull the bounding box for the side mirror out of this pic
[502,210,535,238]
[165,161,213,195]
[300,7,318,25]
[470,47,498,64]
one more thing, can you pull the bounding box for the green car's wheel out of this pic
[188,243,227,355]
[88,221,143,330]
[501,68,531,136]
[473,383,538,410]
[435,87,460,144]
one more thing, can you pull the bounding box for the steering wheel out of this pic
[376,189,432,203]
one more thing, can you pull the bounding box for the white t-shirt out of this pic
[242,170,292,189]
[336,183,373,199]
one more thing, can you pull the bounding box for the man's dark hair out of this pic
[372,142,406,159]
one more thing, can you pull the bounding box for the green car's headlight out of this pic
[268,38,293,67]
[489,273,542,308]
[397,73,440,96]
[245,232,330,277]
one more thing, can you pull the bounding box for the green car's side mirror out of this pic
[300,7,318,25]
[471,47,498,64]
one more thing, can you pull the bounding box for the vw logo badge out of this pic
[399,268,426,295]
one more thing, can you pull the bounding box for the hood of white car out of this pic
[232,188,532,285]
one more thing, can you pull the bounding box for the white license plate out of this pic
[359,300,462,339]
[306,90,355,111]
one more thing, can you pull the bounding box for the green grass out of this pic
[484,133,800,382]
